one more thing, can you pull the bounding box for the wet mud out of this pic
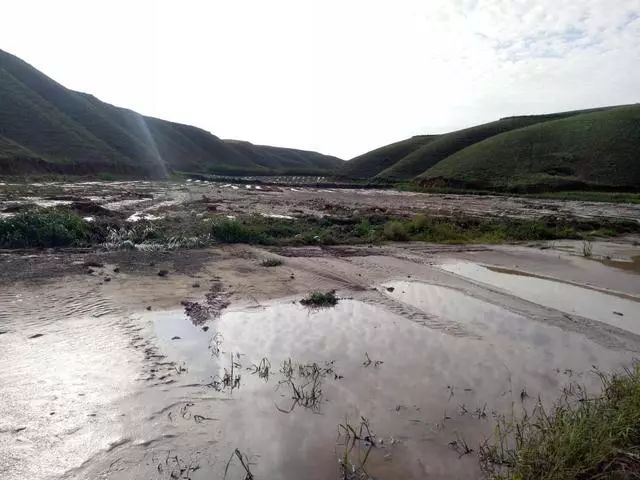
[1,203,639,478]
[2,180,640,223]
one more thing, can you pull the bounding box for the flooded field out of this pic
[1,228,639,478]
[2,179,640,222]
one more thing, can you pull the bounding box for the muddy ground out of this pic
[2,179,640,222]
[1,181,640,480]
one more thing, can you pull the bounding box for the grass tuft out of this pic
[480,365,640,480]
[300,290,339,308]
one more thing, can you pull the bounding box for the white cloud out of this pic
[1,0,638,159]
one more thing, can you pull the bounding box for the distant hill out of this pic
[340,135,439,179]
[0,49,343,178]
[340,104,640,192]
[418,105,640,191]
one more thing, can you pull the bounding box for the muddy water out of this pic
[60,290,630,480]
[0,293,142,480]
[1,263,636,480]
[439,262,640,335]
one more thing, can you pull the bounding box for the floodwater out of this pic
[3,286,632,480]
[2,246,639,479]
[439,262,640,335]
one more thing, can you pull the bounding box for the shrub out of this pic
[0,209,89,248]
[300,290,338,308]
[210,218,269,244]
[382,221,410,241]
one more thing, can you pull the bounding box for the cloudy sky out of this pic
[2,0,638,159]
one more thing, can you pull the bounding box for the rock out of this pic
[113,267,120,273]
[28,333,44,339]
[386,287,395,292]
[192,282,200,288]
[158,270,169,277]
[146,306,152,311]
[613,311,624,316]
[171,336,181,340]
[104,277,111,282]
[202,326,209,332]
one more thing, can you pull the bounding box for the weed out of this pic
[449,432,474,458]
[224,449,254,480]
[300,290,339,308]
[582,239,593,257]
[337,417,376,480]
[248,357,271,381]
[480,365,640,480]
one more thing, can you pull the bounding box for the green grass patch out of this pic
[481,365,640,480]
[2,209,637,250]
[0,208,89,248]
[300,290,338,308]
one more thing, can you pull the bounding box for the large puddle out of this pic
[2,278,635,480]
[75,287,631,479]
[439,262,640,335]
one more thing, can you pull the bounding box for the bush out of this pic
[383,221,410,241]
[210,218,269,244]
[0,209,89,248]
[300,290,339,308]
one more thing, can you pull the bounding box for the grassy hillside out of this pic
[340,135,438,179]
[373,107,613,181]
[0,49,343,178]
[418,105,640,191]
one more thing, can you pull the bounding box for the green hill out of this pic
[418,105,640,191]
[371,107,613,181]
[0,49,343,178]
[340,135,438,179]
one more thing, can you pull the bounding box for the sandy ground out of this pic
[1,235,639,479]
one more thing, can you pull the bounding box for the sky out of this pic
[1,0,639,159]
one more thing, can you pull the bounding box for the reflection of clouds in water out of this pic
[144,294,632,480]
[439,262,640,334]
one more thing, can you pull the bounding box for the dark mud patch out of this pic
[182,282,230,326]
[0,248,215,285]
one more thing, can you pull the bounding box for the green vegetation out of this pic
[481,365,640,480]
[0,49,342,178]
[340,135,439,179]
[300,291,339,308]
[0,209,89,248]
[419,105,640,191]
[260,258,284,267]
[340,104,640,193]
[341,107,611,182]
[2,208,637,250]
